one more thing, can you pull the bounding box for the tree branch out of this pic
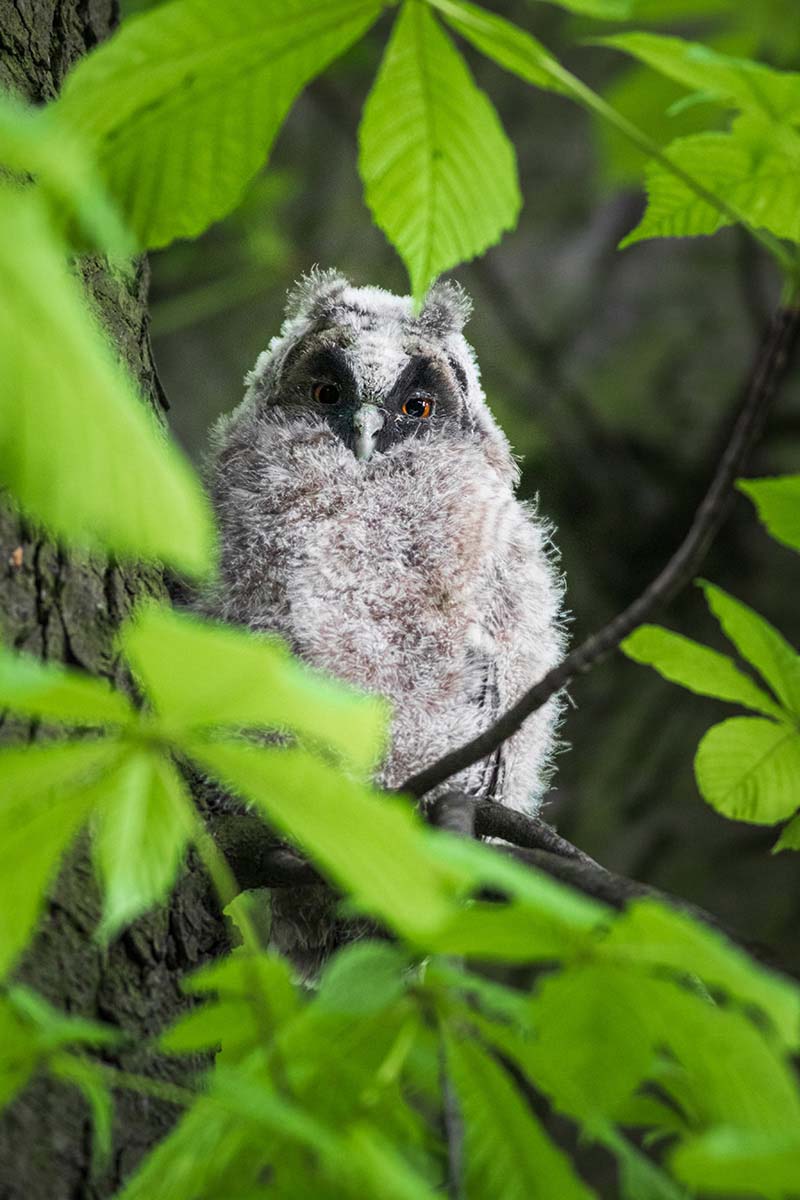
[400,303,800,801]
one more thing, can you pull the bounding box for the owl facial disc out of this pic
[352,404,385,461]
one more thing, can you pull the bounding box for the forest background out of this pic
[147,0,800,970]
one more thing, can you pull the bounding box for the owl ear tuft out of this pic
[284,267,350,324]
[417,279,473,337]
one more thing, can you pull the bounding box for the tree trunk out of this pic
[0,6,228,1197]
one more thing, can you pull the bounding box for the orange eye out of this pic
[312,382,340,404]
[402,395,432,419]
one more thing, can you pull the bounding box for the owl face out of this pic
[240,270,515,474]
[272,331,469,461]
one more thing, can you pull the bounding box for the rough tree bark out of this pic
[0,6,229,1197]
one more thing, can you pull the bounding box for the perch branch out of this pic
[400,303,800,801]
[209,802,776,960]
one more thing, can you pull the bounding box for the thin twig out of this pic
[401,303,800,801]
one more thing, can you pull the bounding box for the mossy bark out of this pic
[0,5,228,1196]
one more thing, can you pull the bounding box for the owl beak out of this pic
[352,404,385,461]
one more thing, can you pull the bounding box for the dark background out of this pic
[143,0,800,971]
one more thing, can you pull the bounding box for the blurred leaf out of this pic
[162,950,300,1058]
[599,32,800,122]
[189,739,469,943]
[92,750,192,939]
[739,474,800,555]
[671,1127,800,1195]
[427,832,607,960]
[316,942,411,1015]
[540,0,632,16]
[56,0,383,248]
[601,900,800,1049]
[0,987,117,1115]
[603,1128,691,1200]
[429,0,570,95]
[120,604,387,773]
[0,741,123,979]
[694,716,800,824]
[700,582,800,718]
[620,119,800,247]
[774,813,800,853]
[50,1054,115,1170]
[0,189,215,574]
[525,964,658,1121]
[359,0,520,301]
[442,1030,596,1199]
[0,649,135,727]
[622,624,784,718]
[596,64,723,186]
[0,92,131,256]
[344,1124,440,1200]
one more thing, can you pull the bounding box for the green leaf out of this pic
[120,603,387,774]
[739,474,800,555]
[316,942,411,1015]
[189,739,469,943]
[344,1124,440,1200]
[0,189,214,574]
[161,950,300,1058]
[620,118,800,248]
[695,716,800,824]
[543,0,632,16]
[599,32,800,123]
[91,750,192,939]
[50,1055,115,1171]
[621,625,783,717]
[774,813,800,852]
[359,0,520,300]
[0,91,131,256]
[56,0,384,249]
[601,899,800,1049]
[700,582,800,718]
[442,1029,595,1199]
[426,832,607,961]
[0,987,117,1115]
[525,964,659,1121]
[0,649,135,726]
[0,741,123,979]
[672,1128,800,1196]
[428,0,570,96]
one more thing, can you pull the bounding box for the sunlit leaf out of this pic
[120,604,387,773]
[0,91,131,255]
[0,649,135,726]
[620,118,800,247]
[739,474,800,555]
[621,624,784,718]
[0,189,215,573]
[91,750,192,939]
[359,0,520,300]
[56,0,383,249]
[672,1128,800,1195]
[429,0,570,95]
[774,813,800,853]
[599,32,800,122]
[442,1029,596,1199]
[700,581,800,718]
[0,741,123,979]
[694,716,800,824]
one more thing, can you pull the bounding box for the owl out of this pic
[205,270,565,967]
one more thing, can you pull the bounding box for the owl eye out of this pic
[312,382,341,404]
[402,394,433,419]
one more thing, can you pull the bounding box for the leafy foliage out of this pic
[360,0,520,301]
[56,0,384,249]
[3,0,800,1196]
[623,584,800,839]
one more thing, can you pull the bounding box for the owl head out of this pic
[239,269,513,470]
